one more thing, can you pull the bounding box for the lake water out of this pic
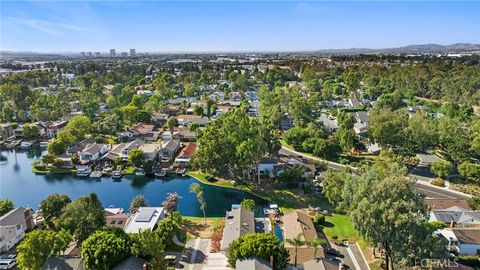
[0,148,268,217]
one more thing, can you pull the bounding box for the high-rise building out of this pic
[80,52,85,57]
[110,49,115,57]
[130,49,136,57]
[95,52,101,57]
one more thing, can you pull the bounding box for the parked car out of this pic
[0,255,16,269]
[326,248,342,257]
[328,258,343,264]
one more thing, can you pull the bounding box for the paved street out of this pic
[180,238,210,270]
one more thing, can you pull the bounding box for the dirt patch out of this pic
[182,218,222,239]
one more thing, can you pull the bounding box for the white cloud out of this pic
[8,17,96,36]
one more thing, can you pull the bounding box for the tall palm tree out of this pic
[307,237,327,259]
[286,234,305,268]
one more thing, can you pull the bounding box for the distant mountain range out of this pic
[314,43,480,54]
[1,43,480,59]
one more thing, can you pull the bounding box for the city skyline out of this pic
[1,1,479,52]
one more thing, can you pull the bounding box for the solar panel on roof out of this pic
[135,208,156,222]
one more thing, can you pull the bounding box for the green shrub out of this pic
[457,256,480,268]
[431,160,452,178]
[431,178,445,187]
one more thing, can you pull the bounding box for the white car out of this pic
[0,255,16,269]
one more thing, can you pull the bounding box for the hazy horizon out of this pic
[1,1,479,52]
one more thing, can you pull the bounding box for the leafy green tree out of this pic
[406,112,438,152]
[190,183,207,223]
[22,124,40,140]
[322,169,349,210]
[56,193,105,243]
[193,105,204,116]
[458,162,480,183]
[40,193,71,229]
[167,117,178,135]
[130,194,148,214]
[368,108,408,150]
[286,234,306,267]
[335,111,355,151]
[47,139,67,155]
[65,115,91,141]
[0,199,14,216]
[467,196,480,210]
[130,229,166,269]
[289,98,316,128]
[438,116,472,163]
[52,229,73,255]
[17,230,55,270]
[350,176,443,270]
[430,160,452,179]
[307,237,327,259]
[228,233,289,270]
[82,227,131,270]
[276,165,305,188]
[240,199,255,211]
[128,149,144,168]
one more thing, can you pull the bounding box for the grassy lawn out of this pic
[323,214,359,241]
[188,171,331,212]
[123,165,135,175]
[181,216,223,239]
[32,167,76,174]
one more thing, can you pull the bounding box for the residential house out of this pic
[140,143,160,161]
[280,113,294,132]
[429,206,480,228]
[120,123,160,141]
[104,208,129,229]
[221,208,255,251]
[228,91,242,101]
[98,140,144,165]
[124,207,165,234]
[160,128,196,141]
[236,257,272,270]
[151,112,169,126]
[350,111,369,124]
[283,211,324,265]
[425,199,472,211]
[319,114,339,133]
[79,143,110,162]
[353,122,368,137]
[160,104,181,117]
[66,138,96,156]
[176,115,209,126]
[0,208,34,251]
[161,139,181,163]
[439,228,480,255]
[175,143,197,164]
[44,257,86,270]
[46,121,68,138]
[348,97,362,108]
[258,155,316,179]
[0,123,13,138]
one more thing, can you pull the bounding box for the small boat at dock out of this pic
[90,171,103,179]
[20,141,34,149]
[76,167,92,177]
[112,170,123,179]
[154,169,167,178]
[175,167,186,176]
[135,168,146,176]
[39,141,49,149]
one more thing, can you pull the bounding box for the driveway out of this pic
[334,242,370,270]
[408,153,440,182]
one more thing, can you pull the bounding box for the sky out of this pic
[1,1,479,53]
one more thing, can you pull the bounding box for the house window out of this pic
[16,224,21,230]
